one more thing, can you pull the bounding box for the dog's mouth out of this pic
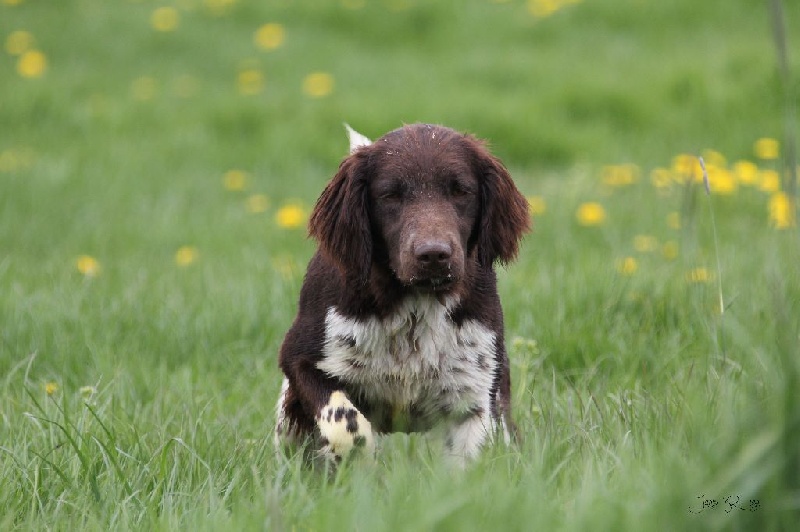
[408,274,456,292]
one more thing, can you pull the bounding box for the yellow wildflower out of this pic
[769,192,795,229]
[754,138,779,160]
[223,169,249,191]
[131,76,158,101]
[704,165,737,195]
[686,267,712,283]
[245,194,270,213]
[662,241,679,261]
[575,202,606,226]
[0,150,18,173]
[302,72,334,98]
[733,160,759,186]
[527,195,546,215]
[16,49,47,78]
[759,170,780,193]
[238,68,265,95]
[151,7,180,32]
[254,23,285,51]
[616,257,638,276]
[633,235,658,253]
[76,255,101,277]
[650,167,672,190]
[5,30,33,55]
[275,203,307,228]
[602,164,639,187]
[204,0,237,16]
[45,382,58,396]
[701,149,726,168]
[527,0,559,17]
[175,246,199,266]
[671,154,702,184]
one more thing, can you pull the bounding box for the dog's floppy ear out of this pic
[469,138,531,267]
[309,150,373,282]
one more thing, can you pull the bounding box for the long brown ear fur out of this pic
[308,151,372,282]
[468,138,531,267]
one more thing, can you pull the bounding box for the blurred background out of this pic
[1,0,799,528]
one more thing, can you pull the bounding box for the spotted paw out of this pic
[316,391,375,461]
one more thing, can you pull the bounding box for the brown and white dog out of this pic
[275,124,530,464]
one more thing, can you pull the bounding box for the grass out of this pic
[1,0,799,529]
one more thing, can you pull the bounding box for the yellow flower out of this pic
[527,195,546,215]
[238,68,265,95]
[76,255,101,277]
[733,160,759,186]
[131,76,158,101]
[302,72,334,98]
[633,235,658,253]
[701,149,726,168]
[175,246,199,266]
[575,202,606,226]
[769,192,795,229]
[246,194,270,213]
[45,382,58,396]
[754,137,779,160]
[0,149,20,173]
[758,170,780,193]
[650,167,672,190]
[204,0,237,16]
[275,203,307,228]
[671,154,702,184]
[223,169,249,191]
[5,30,33,55]
[527,0,559,17]
[16,49,47,78]
[2,0,24,6]
[661,241,679,261]
[616,257,638,276]
[686,267,712,283]
[601,164,639,187]
[254,23,285,51]
[704,165,737,195]
[151,7,180,32]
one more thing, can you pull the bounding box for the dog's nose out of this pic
[414,241,452,267]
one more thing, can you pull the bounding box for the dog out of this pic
[275,123,530,465]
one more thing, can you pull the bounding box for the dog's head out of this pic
[309,124,530,294]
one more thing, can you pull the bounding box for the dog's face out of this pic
[367,126,480,292]
[309,124,530,295]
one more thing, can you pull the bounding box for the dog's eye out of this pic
[378,186,404,201]
[450,180,474,197]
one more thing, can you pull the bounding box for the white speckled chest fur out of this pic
[316,295,498,427]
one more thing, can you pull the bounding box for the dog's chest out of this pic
[316,296,497,418]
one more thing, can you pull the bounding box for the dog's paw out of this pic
[316,391,375,462]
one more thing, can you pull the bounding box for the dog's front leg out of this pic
[276,369,374,463]
[315,389,375,462]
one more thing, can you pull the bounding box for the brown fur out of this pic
[277,124,530,458]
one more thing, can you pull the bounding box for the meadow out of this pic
[1,0,799,529]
